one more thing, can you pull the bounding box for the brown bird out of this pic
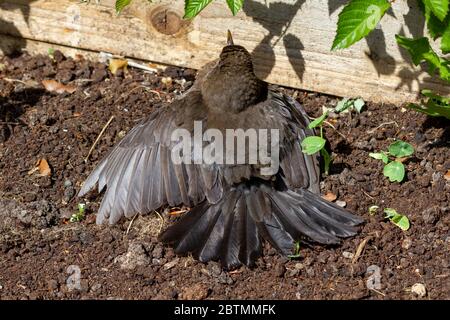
[78,31,363,269]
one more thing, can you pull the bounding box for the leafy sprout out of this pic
[369,141,414,183]
[288,241,301,259]
[302,97,364,174]
[384,208,410,231]
[70,203,86,223]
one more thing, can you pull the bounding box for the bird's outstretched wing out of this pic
[78,91,223,224]
[272,92,321,194]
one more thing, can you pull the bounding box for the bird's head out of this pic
[201,31,267,113]
[217,30,254,71]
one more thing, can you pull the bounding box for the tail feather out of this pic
[238,197,261,266]
[196,191,238,262]
[244,189,293,255]
[269,190,341,245]
[164,201,220,254]
[160,184,363,269]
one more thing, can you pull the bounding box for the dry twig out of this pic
[84,115,115,163]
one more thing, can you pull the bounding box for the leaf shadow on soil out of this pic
[421,117,450,149]
[0,87,47,142]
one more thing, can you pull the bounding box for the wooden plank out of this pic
[0,0,448,104]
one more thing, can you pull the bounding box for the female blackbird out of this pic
[79,31,363,269]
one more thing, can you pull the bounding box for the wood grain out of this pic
[0,0,448,104]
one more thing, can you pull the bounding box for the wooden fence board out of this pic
[1,0,448,104]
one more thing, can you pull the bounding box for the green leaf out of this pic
[335,98,365,113]
[308,111,329,129]
[384,208,410,231]
[369,152,389,164]
[421,1,449,38]
[184,0,213,19]
[383,161,405,182]
[78,203,86,215]
[226,0,244,15]
[301,136,326,155]
[395,35,450,81]
[115,0,132,14]
[335,98,351,113]
[423,0,449,21]
[353,98,365,113]
[383,207,397,219]
[408,90,450,119]
[70,204,86,223]
[332,0,391,50]
[321,148,331,174]
[388,141,414,158]
[442,22,450,53]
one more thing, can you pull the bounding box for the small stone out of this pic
[91,68,107,83]
[432,172,443,183]
[411,283,426,298]
[48,279,58,291]
[294,263,304,270]
[60,208,73,219]
[79,231,95,245]
[63,187,75,203]
[208,262,222,276]
[336,200,347,208]
[152,244,164,259]
[90,283,102,292]
[23,192,37,202]
[117,130,127,139]
[217,272,234,285]
[342,251,354,259]
[64,180,73,188]
[417,175,430,187]
[422,207,439,225]
[402,237,412,250]
[306,268,315,276]
[286,268,300,277]
[115,242,151,270]
[179,283,209,300]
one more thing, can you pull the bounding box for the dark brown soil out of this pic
[0,51,449,300]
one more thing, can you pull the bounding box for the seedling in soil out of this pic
[70,203,86,223]
[367,206,410,231]
[369,141,414,183]
[288,241,301,259]
[301,114,331,174]
[384,208,410,231]
[335,97,365,113]
[368,205,379,216]
[302,97,364,174]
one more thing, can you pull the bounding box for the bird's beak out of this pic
[227,30,234,46]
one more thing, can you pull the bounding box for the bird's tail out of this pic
[159,183,363,269]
